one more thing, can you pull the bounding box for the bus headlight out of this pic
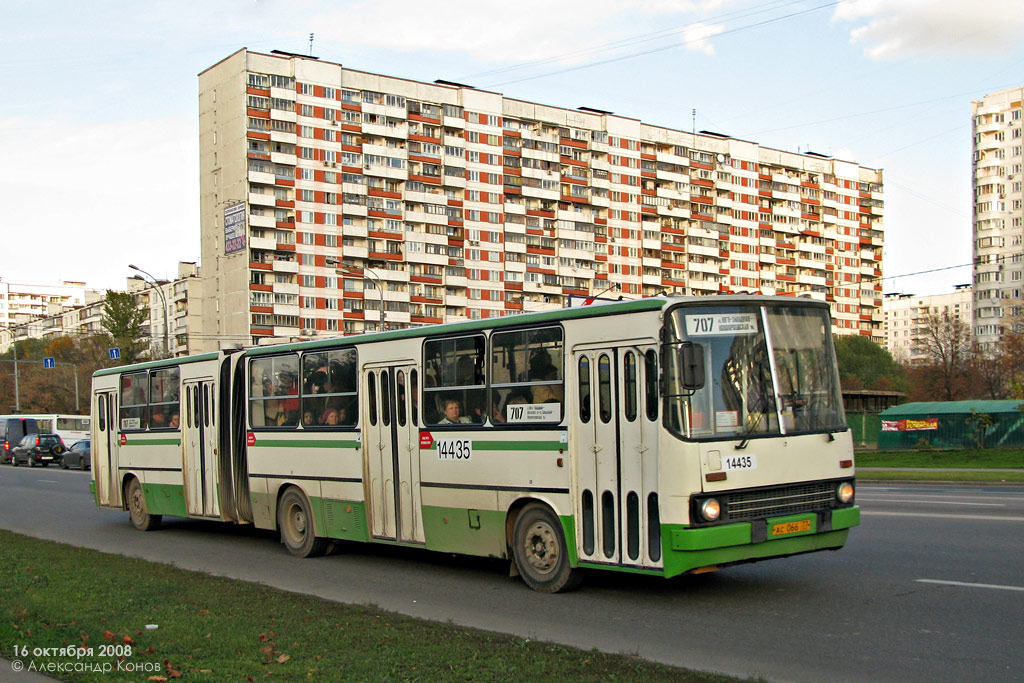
[699,498,721,521]
[837,482,854,504]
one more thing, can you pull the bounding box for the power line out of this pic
[480,1,846,88]
[460,0,806,82]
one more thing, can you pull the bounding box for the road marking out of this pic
[857,498,1004,507]
[917,579,1024,593]
[39,480,58,483]
[862,511,1024,522]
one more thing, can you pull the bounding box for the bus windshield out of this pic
[664,303,845,440]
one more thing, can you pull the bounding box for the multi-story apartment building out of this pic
[883,284,972,362]
[198,48,885,351]
[972,87,1024,347]
[0,263,204,358]
[0,279,103,332]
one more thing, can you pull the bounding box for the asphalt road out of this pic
[1,465,1022,682]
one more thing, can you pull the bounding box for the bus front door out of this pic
[183,380,219,517]
[363,365,423,544]
[573,345,661,570]
[93,390,119,507]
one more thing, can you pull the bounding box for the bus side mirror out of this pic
[680,343,705,390]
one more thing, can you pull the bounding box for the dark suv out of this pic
[1,417,39,464]
[12,434,67,467]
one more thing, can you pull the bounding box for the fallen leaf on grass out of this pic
[103,631,115,640]
[276,655,290,664]
[147,677,168,682]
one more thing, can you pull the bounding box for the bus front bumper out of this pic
[662,506,859,578]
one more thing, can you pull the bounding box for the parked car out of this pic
[1,417,39,464]
[11,433,67,467]
[61,439,91,470]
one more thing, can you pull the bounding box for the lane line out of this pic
[917,579,1024,593]
[859,493,1024,501]
[862,511,1024,522]
[857,498,1004,507]
[39,480,58,483]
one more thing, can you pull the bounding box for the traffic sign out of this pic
[109,348,121,360]
[43,357,55,369]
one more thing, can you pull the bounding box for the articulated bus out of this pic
[90,296,859,592]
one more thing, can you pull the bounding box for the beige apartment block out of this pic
[972,87,1024,347]
[197,48,885,351]
[883,285,972,362]
[0,263,204,358]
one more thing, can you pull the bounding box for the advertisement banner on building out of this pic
[223,203,247,255]
[881,418,938,432]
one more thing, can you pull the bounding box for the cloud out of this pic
[679,22,725,55]
[834,0,1024,60]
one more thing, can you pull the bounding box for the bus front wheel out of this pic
[278,487,327,558]
[126,478,161,531]
[512,503,582,593]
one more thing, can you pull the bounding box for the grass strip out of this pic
[855,449,1024,469]
[0,530,741,683]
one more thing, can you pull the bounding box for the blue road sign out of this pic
[43,357,55,369]
[109,348,121,360]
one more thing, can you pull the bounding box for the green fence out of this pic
[846,411,881,448]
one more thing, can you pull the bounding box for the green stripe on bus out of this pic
[252,439,361,449]
[124,438,181,446]
[423,440,564,451]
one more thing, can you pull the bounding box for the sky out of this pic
[4,0,1024,296]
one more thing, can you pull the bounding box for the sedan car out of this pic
[61,439,91,470]
[11,433,67,467]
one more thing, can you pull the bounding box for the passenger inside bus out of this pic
[438,399,472,424]
[529,349,563,404]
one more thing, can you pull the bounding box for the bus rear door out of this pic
[93,390,119,507]
[362,364,423,544]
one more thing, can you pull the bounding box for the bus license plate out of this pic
[772,520,811,536]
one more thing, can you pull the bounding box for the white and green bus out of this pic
[90,296,858,592]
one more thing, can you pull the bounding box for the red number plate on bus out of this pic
[771,520,811,536]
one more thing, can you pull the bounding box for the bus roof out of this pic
[93,294,829,374]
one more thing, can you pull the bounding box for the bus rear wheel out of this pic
[512,503,582,593]
[126,477,162,531]
[278,488,327,558]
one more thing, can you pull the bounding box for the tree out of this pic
[914,309,971,401]
[834,334,906,392]
[101,290,149,364]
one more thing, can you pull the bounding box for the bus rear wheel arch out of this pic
[277,486,328,558]
[511,502,582,593]
[124,476,162,531]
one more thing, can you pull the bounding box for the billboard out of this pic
[223,202,247,255]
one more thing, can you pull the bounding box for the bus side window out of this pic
[624,352,637,422]
[367,372,378,427]
[490,326,564,425]
[410,370,419,426]
[578,356,591,423]
[396,370,407,427]
[598,354,612,424]
[644,349,659,421]
[423,334,486,426]
[98,396,107,432]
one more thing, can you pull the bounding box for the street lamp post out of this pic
[128,264,170,357]
[326,258,386,331]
